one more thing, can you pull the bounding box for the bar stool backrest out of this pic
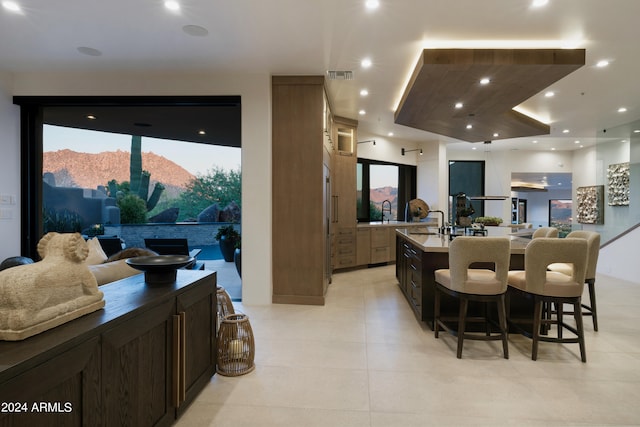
[447,236,511,294]
[524,237,587,295]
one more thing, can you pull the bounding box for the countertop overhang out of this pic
[396,226,530,254]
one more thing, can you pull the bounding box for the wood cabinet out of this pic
[395,237,423,319]
[331,116,358,270]
[0,270,216,427]
[272,76,329,305]
[356,228,371,265]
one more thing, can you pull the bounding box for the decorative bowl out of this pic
[126,255,195,284]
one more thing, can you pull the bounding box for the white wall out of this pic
[0,72,21,261]
[10,71,272,305]
[598,226,640,282]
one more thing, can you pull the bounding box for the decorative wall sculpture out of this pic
[607,162,630,206]
[576,185,604,224]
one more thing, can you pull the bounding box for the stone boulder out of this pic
[197,203,220,223]
[149,207,179,223]
[219,201,241,223]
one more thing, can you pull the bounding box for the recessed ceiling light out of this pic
[562,129,570,133]
[532,0,549,7]
[2,1,21,12]
[532,140,539,144]
[360,89,369,96]
[472,147,477,150]
[634,129,640,133]
[77,46,102,56]
[183,25,209,37]
[164,1,180,11]
[493,133,499,137]
[574,140,580,144]
[359,109,366,115]
[466,124,473,129]
[454,102,463,109]
[596,60,609,68]
[361,58,372,68]
[387,132,394,137]
[551,147,556,151]
[198,130,206,135]
[545,91,555,97]
[365,0,379,10]
[479,78,490,85]
[618,107,627,113]
[86,115,97,120]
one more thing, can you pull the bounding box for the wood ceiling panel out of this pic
[394,49,585,142]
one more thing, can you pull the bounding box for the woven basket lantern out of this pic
[216,313,255,376]
[216,286,235,330]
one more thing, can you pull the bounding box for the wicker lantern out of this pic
[217,313,255,376]
[216,286,235,329]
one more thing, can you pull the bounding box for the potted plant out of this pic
[474,216,504,226]
[234,239,241,278]
[215,225,240,262]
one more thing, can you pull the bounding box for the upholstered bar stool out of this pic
[507,238,588,362]
[434,237,511,359]
[548,231,601,331]
[532,227,559,238]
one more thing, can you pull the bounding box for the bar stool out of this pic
[548,231,601,331]
[434,237,511,359]
[507,238,588,362]
[532,227,559,238]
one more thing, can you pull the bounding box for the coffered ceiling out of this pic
[1,0,639,153]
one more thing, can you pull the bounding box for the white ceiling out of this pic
[1,0,639,153]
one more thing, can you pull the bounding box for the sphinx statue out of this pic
[0,232,105,341]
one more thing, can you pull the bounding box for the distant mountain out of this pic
[370,186,398,205]
[43,149,195,191]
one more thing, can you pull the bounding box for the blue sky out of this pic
[44,125,241,176]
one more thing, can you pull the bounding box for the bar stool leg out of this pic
[574,299,587,363]
[457,298,469,359]
[532,299,543,361]
[586,280,598,331]
[497,294,509,359]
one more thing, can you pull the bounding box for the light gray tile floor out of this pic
[177,265,640,426]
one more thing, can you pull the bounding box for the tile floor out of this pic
[177,265,640,427]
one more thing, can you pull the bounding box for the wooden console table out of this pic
[396,227,530,329]
[0,270,217,426]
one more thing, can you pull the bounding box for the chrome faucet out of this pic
[428,210,446,234]
[381,199,392,223]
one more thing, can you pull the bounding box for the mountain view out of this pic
[43,149,195,196]
[360,186,400,219]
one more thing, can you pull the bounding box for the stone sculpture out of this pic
[0,232,105,341]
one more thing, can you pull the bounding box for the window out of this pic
[357,158,416,222]
[549,199,573,237]
[15,95,241,258]
[449,160,485,219]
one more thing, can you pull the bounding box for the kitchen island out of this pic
[395,227,530,328]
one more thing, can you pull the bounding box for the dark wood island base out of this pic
[396,228,530,329]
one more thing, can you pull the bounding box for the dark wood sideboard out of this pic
[0,270,217,427]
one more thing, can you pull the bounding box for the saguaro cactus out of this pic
[128,135,164,212]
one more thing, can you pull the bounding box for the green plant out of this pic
[474,216,503,225]
[215,225,240,242]
[43,207,83,233]
[107,136,165,215]
[117,194,148,224]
